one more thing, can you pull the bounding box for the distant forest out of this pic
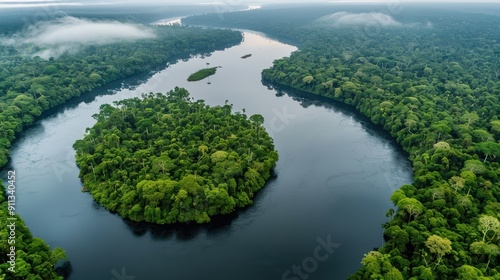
[0,4,246,35]
[185,4,500,279]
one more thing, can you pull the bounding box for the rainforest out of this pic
[73,88,278,224]
[1,2,499,280]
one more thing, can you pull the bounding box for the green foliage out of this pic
[302,75,314,84]
[477,215,500,242]
[425,235,452,266]
[397,198,424,223]
[349,251,404,280]
[187,67,218,82]
[477,142,500,163]
[73,88,278,224]
[390,189,407,206]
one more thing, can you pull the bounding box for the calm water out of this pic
[4,31,412,280]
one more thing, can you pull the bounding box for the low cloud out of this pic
[317,12,403,27]
[1,16,157,59]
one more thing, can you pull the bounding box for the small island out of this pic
[73,88,278,224]
[187,67,218,82]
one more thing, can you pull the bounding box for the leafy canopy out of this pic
[74,88,278,224]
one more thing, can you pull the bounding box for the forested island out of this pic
[187,67,218,81]
[184,5,500,279]
[73,87,278,224]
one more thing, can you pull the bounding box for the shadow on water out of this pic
[119,210,239,241]
[121,212,238,241]
[119,175,278,241]
[262,79,411,159]
[55,260,72,279]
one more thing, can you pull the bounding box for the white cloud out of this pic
[317,12,403,27]
[1,16,157,59]
[25,16,157,45]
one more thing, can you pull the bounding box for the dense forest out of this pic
[0,182,67,280]
[0,25,242,168]
[73,87,278,224]
[185,5,500,279]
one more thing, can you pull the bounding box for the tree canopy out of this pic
[73,87,278,224]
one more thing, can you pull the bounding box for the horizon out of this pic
[1,0,500,9]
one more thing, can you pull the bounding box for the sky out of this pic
[1,0,500,9]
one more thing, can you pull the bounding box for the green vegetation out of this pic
[0,182,67,279]
[185,5,500,279]
[0,25,242,168]
[187,67,217,81]
[73,87,278,224]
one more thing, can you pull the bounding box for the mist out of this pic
[1,16,157,59]
[317,12,402,27]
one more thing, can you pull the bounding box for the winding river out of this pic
[3,31,412,280]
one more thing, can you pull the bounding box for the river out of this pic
[3,31,412,280]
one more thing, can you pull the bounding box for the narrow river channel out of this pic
[3,31,412,280]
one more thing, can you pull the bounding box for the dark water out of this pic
[4,31,412,280]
